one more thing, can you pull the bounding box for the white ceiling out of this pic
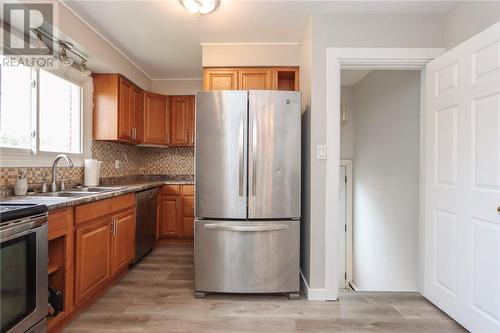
[341,69,372,86]
[63,1,458,79]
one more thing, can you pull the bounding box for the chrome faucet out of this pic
[51,154,74,192]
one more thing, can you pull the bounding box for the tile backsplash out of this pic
[0,141,194,196]
[91,141,194,177]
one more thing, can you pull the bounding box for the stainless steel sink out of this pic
[33,192,95,198]
[65,186,125,192]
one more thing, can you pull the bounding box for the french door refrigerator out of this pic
[194,90,301,297]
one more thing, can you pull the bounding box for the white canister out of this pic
[84,159,101,186]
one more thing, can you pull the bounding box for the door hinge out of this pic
[345,224,347,232]
[345,175,347,183]
[344,272,347,280]
[31,80,36,88]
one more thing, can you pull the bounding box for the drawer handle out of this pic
[204,224,289,232]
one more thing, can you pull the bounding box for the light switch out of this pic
[317,145,327,160]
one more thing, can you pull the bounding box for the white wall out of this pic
[202,44,300,67]
[340,86,354,160]
[57,2,151,90]
[443,1,500,49]
[351,70,420,291]
[300,18,312,285]
[304,14,444,290]
[151,79,202,95]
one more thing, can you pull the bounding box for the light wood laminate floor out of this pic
[63,245,466,333]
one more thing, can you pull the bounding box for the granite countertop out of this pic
[1,175,194,211]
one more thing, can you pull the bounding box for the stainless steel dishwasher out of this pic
[135,188,158,263]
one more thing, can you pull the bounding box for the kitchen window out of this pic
[0,58,90,166]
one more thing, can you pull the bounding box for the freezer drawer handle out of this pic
[204,224,289,232]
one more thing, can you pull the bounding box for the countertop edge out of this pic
[2,181,194,211]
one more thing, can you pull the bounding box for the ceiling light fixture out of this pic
[33,29,92,76]
[179,0,218,15]
[34,31,50,54]
[59,42,74,67]
[80,59,92,76]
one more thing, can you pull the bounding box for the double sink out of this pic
[31,186,126,199]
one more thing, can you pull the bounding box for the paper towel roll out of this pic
[84,159,101,186]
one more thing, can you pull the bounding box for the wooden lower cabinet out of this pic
[74,217,111,305]
[111,209,136,275]
[159,185,194,238]
[159,195,180,237]
[73,194,136,307]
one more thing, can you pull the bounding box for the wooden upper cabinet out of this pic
[203,69,238,90]
[170,96,193,146]
[133,87,143,144]
[187,96,195,145]
[202,67,299,91]
[272,67,300,91]
[143,92,169,145]
[93,74,142,144]
[238,68,273,90]
[118,77,133,141]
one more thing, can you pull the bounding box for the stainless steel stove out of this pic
[0,202,48,333]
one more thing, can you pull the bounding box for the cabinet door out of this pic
[170,96,190,145]
[118,77,133,141]
[75,218,111,305]
[143,93,168,145]
[187,96,195,146]
[238,68,273,90]
[159,195,180,237]
[182,195,194,237]
[110,209,136,275]
[203,69,238,90]
[132,88,143,143]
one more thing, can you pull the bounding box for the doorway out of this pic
[339,69,421,292]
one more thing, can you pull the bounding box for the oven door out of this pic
[0,219,48,333]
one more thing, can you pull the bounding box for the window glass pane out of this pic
[39,70,81,154]
[0,60,33,149]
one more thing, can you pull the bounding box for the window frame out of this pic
[0,64,92,167]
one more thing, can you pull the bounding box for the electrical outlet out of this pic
[115,160,122,169]
[317,145,327,160]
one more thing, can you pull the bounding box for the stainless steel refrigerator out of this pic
[194,90,301,298]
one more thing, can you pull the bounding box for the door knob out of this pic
[497,206,500,215]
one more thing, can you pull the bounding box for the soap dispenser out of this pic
[14,170,28,196]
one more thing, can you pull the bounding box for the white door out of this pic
[339,165,347,289]
[424,22,500,332]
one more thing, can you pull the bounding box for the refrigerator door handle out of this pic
[251,111,257,196]
[238,113,244,197]
[204,223,289,232]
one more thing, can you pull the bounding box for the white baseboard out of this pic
[300,270,327,301]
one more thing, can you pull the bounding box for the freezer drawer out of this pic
[194,220,300,293]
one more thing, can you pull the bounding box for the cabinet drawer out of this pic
[75,194,135,225]
[48,207,73,235]
[181,185,195,196]
[162,185,180,195]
